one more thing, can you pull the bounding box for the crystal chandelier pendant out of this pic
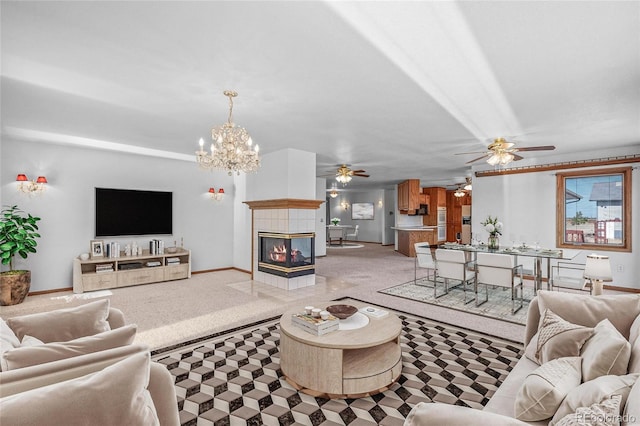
[196,90,260,175]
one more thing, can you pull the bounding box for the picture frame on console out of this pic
[90,240,104,258]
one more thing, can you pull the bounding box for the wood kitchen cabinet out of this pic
[397,179,420,213]
[422,187,446,226]
[446,190,471,242]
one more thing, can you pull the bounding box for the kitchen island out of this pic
[391,227,437,257]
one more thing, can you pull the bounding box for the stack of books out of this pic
[166,257,180,265]
[145,261,161,267]
[359,306,389,318]
[291,313,339,336]
[96,263,114,274]
[149,239,165,255]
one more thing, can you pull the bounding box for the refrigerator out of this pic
[437,207,446,242]
[461,205,471,244]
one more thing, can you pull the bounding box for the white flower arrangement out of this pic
[330,217,341,226]
[481,215,503,237]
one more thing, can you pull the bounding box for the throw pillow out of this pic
[0,351,159,426]
[581,318,631,382]
[515,357,582,422]
[622,376,640,426]
[1,324,137,371]
[0,319,21,372]
[628,332,640,374]
[524,309,593,365]
[20,335,44,347]
[553,394,622,426]
[550,373,640,425]
[7,299,111,342]
[630,314,640,347]
[537,290,640,340]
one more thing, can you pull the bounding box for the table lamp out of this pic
[583,253,612,296]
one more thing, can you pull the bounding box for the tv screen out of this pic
[95,188,173,237]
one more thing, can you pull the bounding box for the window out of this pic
[556,167,631,252]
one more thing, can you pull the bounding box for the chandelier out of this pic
[454,187,466,198]
[196,90,260,175]
[336,173,352,185]
[463,177,472,191]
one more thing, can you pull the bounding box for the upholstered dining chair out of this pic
[345,225,359,241]
[434,249,475,302]
[328,227,344,246]
[414,243,436,285]
[475,252,524,314]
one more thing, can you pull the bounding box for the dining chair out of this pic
[550,261,590,294]
[328,227,344,246]
[434,249,475,302]
[414,243,436,286]
[345,225,359,241]
[475,252,524,314]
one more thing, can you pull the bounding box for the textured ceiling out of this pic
[2,1,639,190]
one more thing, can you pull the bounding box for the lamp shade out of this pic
[583,254,612,282]
[16,174,28,182]
[36,176,47,184]
[208,188,215,194]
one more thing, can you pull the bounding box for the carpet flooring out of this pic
[152,301,523,426]
[379,278,537,325]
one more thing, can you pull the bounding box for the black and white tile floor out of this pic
[153,312,523,426]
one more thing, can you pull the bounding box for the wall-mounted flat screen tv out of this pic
[95,188,173,237]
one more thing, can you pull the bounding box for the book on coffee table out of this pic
[359,306,389,318]
[291,313,339,336]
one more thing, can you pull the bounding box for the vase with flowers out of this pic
[330,217,341,226]
[481,215,503,250]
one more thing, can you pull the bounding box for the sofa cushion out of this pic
[405,401,529,425]
[1,324,137,371]
[525,309,593,365]
[553,394,622,426]
[622,375,640,426]
[6,299,111,343]
[629,332,640,374]
[515,357,582,422]
[580,318,631,381]
[630,314,640,347]
[549,373,640,425]
[0,351,159,425]
[537,291,640,340]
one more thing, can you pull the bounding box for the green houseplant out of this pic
[0,205,41,305]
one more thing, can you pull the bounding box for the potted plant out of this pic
[0,205,41,305]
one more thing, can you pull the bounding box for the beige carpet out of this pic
[0,243,526,349]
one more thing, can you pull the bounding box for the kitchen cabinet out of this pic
[445,190,471,243]
[422,187,446,226]
[395,228,437,257]
[397,179,420,213]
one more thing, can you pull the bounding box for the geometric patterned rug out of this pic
[379,278,537,325]
[151,302,523,426]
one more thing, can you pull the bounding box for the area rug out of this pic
[152,301,523,426]
[379,278,536,325]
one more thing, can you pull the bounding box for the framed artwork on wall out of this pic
[352,202,374,220]
[90,240,104,258]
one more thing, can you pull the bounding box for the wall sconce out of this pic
[208,187,225,201]
[16,174,47,195]
[341,201,349,210]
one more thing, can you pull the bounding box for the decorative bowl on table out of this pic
[325,304,358,320]
[166,247,178,254]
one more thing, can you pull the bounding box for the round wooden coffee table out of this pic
[279,301,402,398]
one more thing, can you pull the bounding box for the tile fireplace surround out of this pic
[244,199,323,290]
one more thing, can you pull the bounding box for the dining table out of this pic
[438,242,581,292]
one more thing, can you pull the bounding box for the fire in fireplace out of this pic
[258,232,315,278]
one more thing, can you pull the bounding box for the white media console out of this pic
[72,248,191,293]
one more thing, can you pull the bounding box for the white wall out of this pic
[315,178,327,257]
[471,146,640,289]
[1,139,236,292]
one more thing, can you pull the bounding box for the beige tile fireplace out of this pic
[244,199,323,290]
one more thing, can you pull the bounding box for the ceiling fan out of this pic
[457,137,556,166]
[325,164,369,186]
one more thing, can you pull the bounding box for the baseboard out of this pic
[29,287,73,296]
[192,267,251,275]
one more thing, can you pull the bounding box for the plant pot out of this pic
[0,270,31,305]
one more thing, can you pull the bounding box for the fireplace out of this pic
[258,232,315,278]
